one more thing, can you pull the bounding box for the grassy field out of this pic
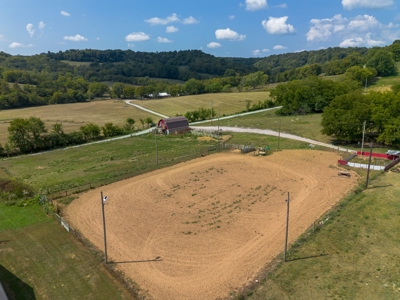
[217,110,332,144]
[0,134,221,193]
[245,171,400,300]
[0,204,130,300]
[134,90,270,117]
[0,100,157,145]
[60,60,92,66]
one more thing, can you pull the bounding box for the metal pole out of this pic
[284,192,290,262]
[210,101,213,126]
[155,132,158,165]
[361,121,366,155]
[218,106,220,134]
[365,142,373,189]
[278,120,281,149]
[100,191,108,264]
[364,78,368,93]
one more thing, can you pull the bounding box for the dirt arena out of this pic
[66,150,358,300]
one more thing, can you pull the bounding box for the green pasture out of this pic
[245,171,400,300]
[0,134,220,193]
[218,111,331,144]
[134,91,270,118]
[60,60,92,66]
[0,204,129,300]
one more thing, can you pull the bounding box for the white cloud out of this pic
[9,42,23,48]
[215,28,246,41]
[0,35,4,41]
[183,16,199,24]
[166,26,179,33]
[339,33,385,47]
[274,3,288,8]
[342,0,393,10]
[262,16,295,35]
[307,15,347,41]
[9,42,34,48]
[96,37,100,40]
[38,21,46,30]
[229,15,235,20]
[145,13,179,25]
[64,34,88,42]
[145,13,198,25]
[26,23,34,37]
[252,49,261,56]
[306,14,396,45]
[273,45,287,50]
[348,15,379,31]
[125,32,150,42]
[60,11,70,17]
[157,36,172,43]
[262,48,270,52]
[207,42,222,48]
[245,0,267,11]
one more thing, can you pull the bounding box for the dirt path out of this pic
[65,150,357,300]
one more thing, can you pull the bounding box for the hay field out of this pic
[66,150,357,300]
[0,100,157,145]
[131,91,270,117]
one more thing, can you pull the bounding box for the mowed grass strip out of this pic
[0,204,129,300]
[132,91,270,117]
[246,172,400,300]
[0,100,158,145]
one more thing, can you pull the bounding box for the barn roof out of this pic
[158,116,189,130]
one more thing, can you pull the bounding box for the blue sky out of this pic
[1,0,399,58]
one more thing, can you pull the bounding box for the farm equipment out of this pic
[256,146,270,156]
[338,171,350,177]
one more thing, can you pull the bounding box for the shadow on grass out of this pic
[369,184,393,189]
[0,264,36,300]
[111,258,162,264]
[286,253,328,262]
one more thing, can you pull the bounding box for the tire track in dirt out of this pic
[66,150,357,300]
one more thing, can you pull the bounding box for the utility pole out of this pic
[284,192,290,262]
[218,106,220,135]
[361,121,366,155]
[278,120,281,149]
[365,142,373,189]
[155,131,158,165]
[210,101,213,126]
[100,191,108,264]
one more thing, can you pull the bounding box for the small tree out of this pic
[145,117,154,128]
[125,118,135,131]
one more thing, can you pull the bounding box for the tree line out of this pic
[255,42,400,83]
[270,75,400,146]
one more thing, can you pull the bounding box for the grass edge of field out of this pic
[231,169,400,300]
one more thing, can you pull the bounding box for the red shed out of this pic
[157,116,190,134]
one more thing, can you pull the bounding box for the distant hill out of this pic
[46,49,260,81]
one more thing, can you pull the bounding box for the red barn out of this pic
[157,116,190,135]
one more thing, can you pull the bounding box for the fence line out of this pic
[45,143,252,201]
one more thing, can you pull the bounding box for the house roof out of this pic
[386,150,400,156]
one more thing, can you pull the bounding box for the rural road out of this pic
[124,100,352,152]
[22,103,353,157]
